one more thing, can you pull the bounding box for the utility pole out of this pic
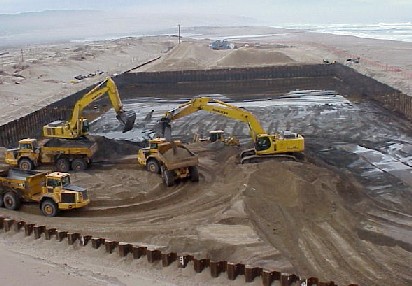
[178,24,181,44]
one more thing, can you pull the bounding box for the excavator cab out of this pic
[255,135,272,152]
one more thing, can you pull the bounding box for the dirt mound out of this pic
[146,41,234,71]
[43,138,94,147]
[148,42,296,71]
[91,135,140,161]
[162,146,193,162]
[217,48,295,67]
[245,160,340,218]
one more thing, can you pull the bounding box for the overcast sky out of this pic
[0,0,411,24]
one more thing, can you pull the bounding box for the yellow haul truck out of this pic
[5,138,97,172]
[137,139,199,187]
[0,168,89,217]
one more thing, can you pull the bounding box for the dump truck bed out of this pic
[41,138,97,157]
[159,144,198,170]
[0,169,46,199]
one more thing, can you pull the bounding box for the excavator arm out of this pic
[159,96,304,162]
[163,97,266,141]
[43,77,136,139]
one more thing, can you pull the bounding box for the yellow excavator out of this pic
[43,77,136,139]
[158,97,304,163]
[193,130,240,146]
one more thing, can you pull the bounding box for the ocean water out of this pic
[1,10,411,47]
[280,22,412,43]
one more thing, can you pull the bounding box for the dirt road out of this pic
[1,29,411,285]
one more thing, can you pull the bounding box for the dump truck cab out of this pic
[5,138,41,170]
[137,138,170,173]
[40,172,89,216]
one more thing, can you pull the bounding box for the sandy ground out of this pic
[1,26,412,286]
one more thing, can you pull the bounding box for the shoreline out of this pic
[1,27,411,127]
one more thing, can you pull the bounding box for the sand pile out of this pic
[217,48,295,67]
[144,41,230,71]
[162,146,194,162]
[92,135,140,161]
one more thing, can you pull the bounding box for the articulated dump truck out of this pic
[138,139,199,187]
[0,168,89,216]
[5,138,97,172]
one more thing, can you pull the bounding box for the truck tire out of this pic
[55,158,70,172]
[41,199,59,217]
[0,194,4,207]
[189,166,199,182]
[147,159,160,174]
[163,170,175,187]
[71,158,87,171]
[3,191,21,210]
[18,158,33,171]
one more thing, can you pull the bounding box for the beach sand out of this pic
[1,27,411,126]
[0,26,411,286]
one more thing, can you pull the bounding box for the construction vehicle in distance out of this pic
[137,139,199,187]
[43,77,136,139]
[0,168,89,217]
[159,97,304,163]
[5,137,96,172]
[193,130,240,146]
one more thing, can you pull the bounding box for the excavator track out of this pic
[240,153,299,164]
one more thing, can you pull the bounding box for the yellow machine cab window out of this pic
[61,175,70,186]
[47,178,61,188]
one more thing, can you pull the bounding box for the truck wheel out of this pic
[147,159,160,174]
[189,166,199,182]
[3,192,21,210]
[18,158,33,170]
[163,170,175,187]
[71,158,87,171]
[41,199,59,217]
[55,158,70,172]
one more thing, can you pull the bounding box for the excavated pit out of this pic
[0,65,411,286]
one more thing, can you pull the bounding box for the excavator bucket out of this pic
[116,110,136,133]
[154,117,172,141]
[152,117,172,141]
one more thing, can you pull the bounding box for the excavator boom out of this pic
[43,77,136,139]
[158,97,304,162]
[163,97,266,141]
